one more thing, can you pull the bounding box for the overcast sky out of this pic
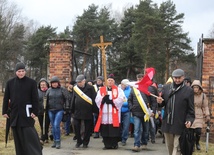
[10,0,214,53]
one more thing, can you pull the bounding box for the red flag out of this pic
[136,67,155,95]
[145,67,155,80]
[136,74,152,95]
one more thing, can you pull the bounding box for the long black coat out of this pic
[2,76,39,127]
[71,83,96,120]
[160,83,195,135]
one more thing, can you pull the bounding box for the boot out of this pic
[51,141,56,148]
[196,143,201,150]
[195,132,201,150]
[56,141,61,149]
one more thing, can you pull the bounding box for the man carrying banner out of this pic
[94,74,125,149]
[71,74,96,148]
[128,73,150,152]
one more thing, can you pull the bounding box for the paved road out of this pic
[43,134,168,155]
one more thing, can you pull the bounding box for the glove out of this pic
[206,116,210,122]
[101,95,109,104]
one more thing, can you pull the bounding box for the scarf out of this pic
[167,82,185,125]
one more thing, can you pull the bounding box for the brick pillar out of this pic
[48,39,73,87]
[202,38,214,142]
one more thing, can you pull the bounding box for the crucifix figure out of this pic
[92,35,112,85]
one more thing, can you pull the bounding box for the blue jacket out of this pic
[121,86,131,113]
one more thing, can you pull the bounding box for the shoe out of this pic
[196,144,201,150]
[121,142,126,146]
[112,144,118,149]
[55,141,61,149]
[83,144,88,148]
[141,145,147,150]
[73,136,77,140]
[103,146,111,150]
[132,146,141,152]
[93,134,99,138]
[158,129,162,135]
[162,138,165,144]
[45,140,49,143]
[75,143,82,148]
[151,140,155,144]
[65,133,69,136]
[51,141,56,148]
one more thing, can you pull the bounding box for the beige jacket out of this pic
[191,80,210,128]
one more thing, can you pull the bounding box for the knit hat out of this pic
[76,74,85,82]
[15,62,25,71]
[172,69,184,77]
[97,76,104,81]
[121,79,130,86]
[107,74,115,80]
[50,76,60,83]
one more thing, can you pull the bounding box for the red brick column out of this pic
[202,38,214,142]
[48,39,73,87]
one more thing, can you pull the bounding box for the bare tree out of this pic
[0,0,24,91]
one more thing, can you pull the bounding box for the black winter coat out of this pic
[148,85,158,114]
[128,87,149,118]
[71,84,96,120]
[2,76,39,127]
[160,83,195,135]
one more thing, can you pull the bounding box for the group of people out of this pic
[2,62,211,155]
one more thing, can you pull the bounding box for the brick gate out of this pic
[197,36,214,142]
[48,39,74,87]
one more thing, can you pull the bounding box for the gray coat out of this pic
[160,83,195,135]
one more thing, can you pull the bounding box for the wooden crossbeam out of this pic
[92,36,112,85]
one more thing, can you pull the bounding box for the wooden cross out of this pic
[92,35,112,85]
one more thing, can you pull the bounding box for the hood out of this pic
[191,80,203,91]
[38,78,49,89]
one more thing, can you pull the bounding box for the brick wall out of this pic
[202,38,214,142]
[48,39,73,87]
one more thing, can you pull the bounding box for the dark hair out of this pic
[136,73,144,79]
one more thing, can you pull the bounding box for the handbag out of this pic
[179,128,194,155]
